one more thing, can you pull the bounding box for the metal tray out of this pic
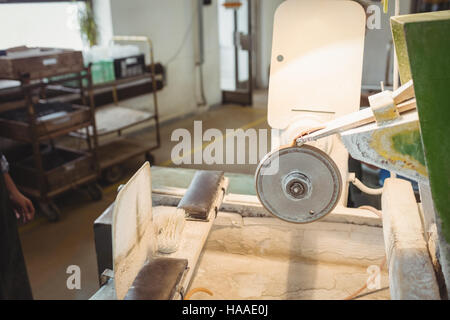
[0,47,83,80]
[0,102,91,142]
[10,145,96,195]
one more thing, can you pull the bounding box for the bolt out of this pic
[289,182,305,198]
[283,172,311,201]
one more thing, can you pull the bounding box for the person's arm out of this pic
[1,154,35,223]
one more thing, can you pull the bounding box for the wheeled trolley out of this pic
[0,47,102,221]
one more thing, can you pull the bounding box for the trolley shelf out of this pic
[0,102,92,142]
[91,72,157,90]
[0,47,84,80]
[9,145,97,198]
[43,72,162,106]
[74,104,155,138]
[18,173,98,199]
[98,138,157,170]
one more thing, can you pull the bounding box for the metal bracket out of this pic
[173,266,190,300]
[100,269,114,287]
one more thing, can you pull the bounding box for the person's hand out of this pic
[10,190,35,224]
[3,173,35,223]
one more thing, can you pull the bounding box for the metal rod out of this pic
[390,0,400,180]
[234,9,240,90]
[22,74,47,200]
[197,0,207,107]
[393,0,400,90]
[87,65,101,175]
[197,0,205,65]
[247,0,253,105]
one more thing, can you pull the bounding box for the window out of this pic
[0,1,86,50]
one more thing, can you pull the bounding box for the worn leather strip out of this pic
[124,257,188,300]
[178,170,225,221]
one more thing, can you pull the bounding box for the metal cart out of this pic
[0,47,102,221]
[75,36,162,184]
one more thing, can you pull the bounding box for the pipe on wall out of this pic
[196,0,207,107]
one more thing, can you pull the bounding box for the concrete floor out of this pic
[18,91,272,300]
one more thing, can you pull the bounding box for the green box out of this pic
[90,60,115,85]
[50,60,116,87]
[391,11,450,241]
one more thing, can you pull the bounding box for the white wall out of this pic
[362,0,412,88]
[93,0,114,47]
[106,0,221,122]
[100,0,412,114]
[0,2,84,50]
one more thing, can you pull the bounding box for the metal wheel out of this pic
[87,183,103,201]
[255,145,342,224]
[103,165,124,184]
[39,201,61,222]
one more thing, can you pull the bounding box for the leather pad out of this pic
[178,170,224,220]
[124,257,188,300]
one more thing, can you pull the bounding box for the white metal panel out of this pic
[268,0,366,129]
[112,162,154,300]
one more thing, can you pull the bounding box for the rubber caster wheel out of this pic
[39,202,61,222]
[87,183,103,201]
[103,165,124,184]
[145,152,155,165]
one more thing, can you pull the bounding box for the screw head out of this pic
[277,55,284,62]
[289,182,305,198]
[282,172,312,201]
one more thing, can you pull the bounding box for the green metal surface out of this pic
[391,11,450,241]
[391,129,426,167]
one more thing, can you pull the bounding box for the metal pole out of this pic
[391,0,400,179]
[393,0,400,90]
[196,0,207,107]
[197,0,205,65]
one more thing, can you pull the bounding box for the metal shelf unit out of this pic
[0,48,102,221]
[77,36,162,184]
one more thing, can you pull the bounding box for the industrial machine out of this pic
[255,0,366,224]
[254,0,449,299]
[91,1,449,300]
